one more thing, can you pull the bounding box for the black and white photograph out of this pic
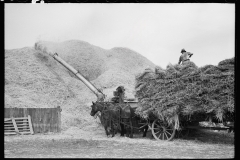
[5,3,235,158]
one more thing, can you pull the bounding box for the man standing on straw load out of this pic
[178,48,193,65]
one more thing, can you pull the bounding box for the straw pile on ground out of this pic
[5,40,155,132]
[34,40,156,98]
[135,58,234,129]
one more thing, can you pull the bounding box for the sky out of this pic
[5,3,235,68]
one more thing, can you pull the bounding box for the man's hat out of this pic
[181,48,186,53]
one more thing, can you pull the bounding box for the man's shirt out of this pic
[178,52,193,64]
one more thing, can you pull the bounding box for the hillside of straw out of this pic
[135,59,234,129]
[5,40,156,132]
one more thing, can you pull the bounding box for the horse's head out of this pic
[90,101,103,116]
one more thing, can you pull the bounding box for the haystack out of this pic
[5,40,156,132]
[135,58,234,129]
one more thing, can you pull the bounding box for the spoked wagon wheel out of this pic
[151,119,176,141]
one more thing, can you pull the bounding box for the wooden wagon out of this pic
[125,100,234,141]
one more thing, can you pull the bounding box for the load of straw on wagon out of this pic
[134,57,234,133]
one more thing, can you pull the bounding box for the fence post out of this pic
[28,115,34,134]
[57,106,61,132]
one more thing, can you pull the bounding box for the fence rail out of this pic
[4,107,61,133]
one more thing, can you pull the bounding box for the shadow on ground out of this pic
[175,129,234,145]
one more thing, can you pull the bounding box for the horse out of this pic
[90,102,122,137]
[117,104,149,138]
[117,103,134,138]
[90,101,148,138]
[90,101,135,137]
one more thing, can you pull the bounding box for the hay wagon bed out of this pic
[132,58,234,141]
[121,100,234,141]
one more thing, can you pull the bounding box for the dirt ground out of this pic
[4,129,234,158]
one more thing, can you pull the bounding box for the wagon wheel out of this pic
[151,119,176,141]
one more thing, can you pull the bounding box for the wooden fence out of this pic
[5,116,34,135]
[4,107,61,133]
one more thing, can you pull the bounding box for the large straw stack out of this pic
[135,58,234,129]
